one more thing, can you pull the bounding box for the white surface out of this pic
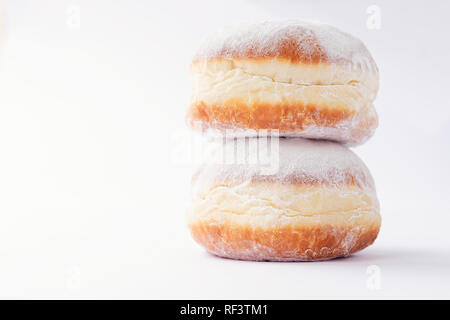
[0,0,449,299]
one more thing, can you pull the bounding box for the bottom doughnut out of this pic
[189,212,380,261]
[187,138,381,261]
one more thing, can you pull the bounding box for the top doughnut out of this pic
[193,20,375,65]
[187,21,379,146]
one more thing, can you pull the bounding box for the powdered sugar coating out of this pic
[192,137,376,191]
[193,20,378,75]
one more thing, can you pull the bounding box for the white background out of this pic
[0,0,449,299]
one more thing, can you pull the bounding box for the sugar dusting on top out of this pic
[194,20,377,71]
[193,137,376,191]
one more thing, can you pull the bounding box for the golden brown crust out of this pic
[188,100,353,130]
[252,171,367,187]
[191,171,370,189]
[189,219,380,261]
[187,100,377,144]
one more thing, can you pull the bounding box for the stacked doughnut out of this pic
[186,21,381,261]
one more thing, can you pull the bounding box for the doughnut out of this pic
[187,21,379,145]
[187,138,381,261]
